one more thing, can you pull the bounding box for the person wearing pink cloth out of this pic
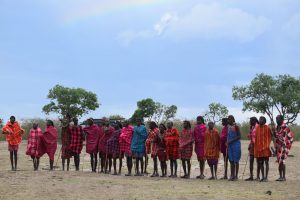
[26,123,43,171]
[193,116,207,179]
[40,120,57,170]
[83,118,100,172]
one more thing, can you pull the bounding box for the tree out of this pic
[233,73,300,125]
[204,103,229,124]
[163,105,178,123]
[0,118,3,128]
[43,84,100,118]
[130,98,178,124]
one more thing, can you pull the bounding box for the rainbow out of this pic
[63,0,169,23]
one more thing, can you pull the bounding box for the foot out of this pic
[208,177,215,180]
[181,175,187,178]
[220,176,228,180]
[112,172,118,175]
[173,174,177,178]
[276,177,283,181]
[150,173,156,177]
[200,174,205,179]
[255,177,260,181]
[169,175,173,178]
[228,177,235,181]
[125,173,132,176]
[245,177,254,181]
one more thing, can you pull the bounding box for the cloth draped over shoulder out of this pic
[69,126,84,154]
[179,128,193,159]
[204,128,220,160]
[83,124,100,154]
[131,125,148,155]
[107,129,121,158]
[119,126,134,156]
[193,124,206,160]
[165,128,180,160]
[275,123,294,164]
[98,126,114,154]
[146,128,159,157]
[39,126,57,160]
[254,124,272,158]
[26,128,43,157]
[227,124,241,162]
[2,121,24,145]
[153,132,167,161]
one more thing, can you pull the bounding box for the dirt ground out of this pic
[0,140,299,200]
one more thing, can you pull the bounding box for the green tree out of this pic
[0,118,3,129]
[43,84,100,118]
[204,103,229,124]
[130,98,177,124]
[233,73,300,125]
[163,105,178,122]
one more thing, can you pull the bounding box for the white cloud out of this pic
[118,2,272,45]
[283,13,300,40]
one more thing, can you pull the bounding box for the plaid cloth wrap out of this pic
[98,126,114,155]
[146,128,159,157]
[69,126,84,154]
[165,128,180,160]
[107,129,121,158]
[119,126,134,156]
[275,123,294,164]
[26,128,43,157]
[61,126,72,159]
[179,128,194,159]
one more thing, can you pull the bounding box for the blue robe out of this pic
[131,125,148,157]
[227,125,241,162]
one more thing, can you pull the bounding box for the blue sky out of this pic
[1,0,300,123]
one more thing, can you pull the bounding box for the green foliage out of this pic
[42,84,100,118]
[130,98,177,124]
[204,103,229,124]
[233,73,300,125]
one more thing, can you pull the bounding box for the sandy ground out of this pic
[0,140,299,200]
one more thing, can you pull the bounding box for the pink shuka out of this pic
[98,126,114,154]
[119,126,134,156]
[26,128,43,157]
[40,126,57,161]
[193,124,207,160]
[220,125,228,155]
[83,124,100,154]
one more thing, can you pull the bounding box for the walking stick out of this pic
[54,146,62,170]
[242,153,249,180]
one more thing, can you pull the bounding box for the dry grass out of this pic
[0,140,299,200]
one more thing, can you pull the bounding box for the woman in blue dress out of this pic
[227,115,241,181]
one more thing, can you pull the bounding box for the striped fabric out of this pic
[204,128,220,160]
[254,125,272,158]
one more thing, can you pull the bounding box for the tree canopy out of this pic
[204,103,229,124]
[233,73,300,125]
[130,98,177,124]
[42,84,100,118]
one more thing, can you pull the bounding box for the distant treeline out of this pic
[1,118,299,141]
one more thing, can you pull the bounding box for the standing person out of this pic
[204,122,220,180]
[153,124,168,177]
[165,121,180,178]
[119,120,134,176]
[193,116,207,179]
[107,122,122,175]
[227,115,241,181]
[83,118,100,172]
[99,118,114,173]
[131,118,148,176]
[2,116,24,171]
[40,120,57,171]
[275,115,294,182]
[245,117,259,181]
[220,118,229,179]
[146,121,159,177]
[26,123,43,171]
[179,120,193,179]
[60,114,72,171]
[254,116,272,182]
[69,117,84,171]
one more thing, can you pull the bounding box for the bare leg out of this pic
[235,162,239,180]
[174,160,178,177]
[118,157,122,175]
[62,158,65,171]
[245,155,254,181]
[125,156,132,176]
[67,158,70,171]
[50,159,54,170]
[181,159,187,178]
[265,158,269,181]
[140,157,144,175]
[10,151,14,170]
[187,159,191,178]
[169,160,174,177]
[214,164,218,179]
[14,150,18,171]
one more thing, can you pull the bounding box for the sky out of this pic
[1,0,300,123]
